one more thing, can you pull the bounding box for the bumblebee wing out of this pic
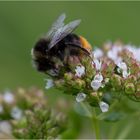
[48,19,81,49]
[46,13,66,39]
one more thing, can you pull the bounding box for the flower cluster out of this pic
[43,41,140,113]
[0,87,67,139]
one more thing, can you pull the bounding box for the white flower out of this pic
[93,48,103,59]
[0,105,3,113]
[91,73,104,91]
[3,91,14,104]
[11,107,22,120]
[94,73,103,82]
[75,65,85,77]
[107,49,118,61]
[93,59,102,71]
[107,46,122,64]
[45,79,54,89]
[117,62,127,71]
[99,101,109,112]
[0,121,11,134]
[117,62,130,78]
[114,57,122,65]
[122,70,130,78]
[125,44,140,62]
[91,80,102,91]
[76,93,87,102]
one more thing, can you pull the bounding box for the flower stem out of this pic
[117,121,134,139]
[92,108,101,139]
[80,103,101,139]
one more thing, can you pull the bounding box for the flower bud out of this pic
[136,84,140,93]
[125,83,135,94]
[64,72,73,81]
[56,113,67,127]
[125,75,137,83]
[87,92,99,106]
[73,79,86,89]
[47,127,59,137]
[54,80,64,89]
[110,74,122,89]
[45,120,54,130]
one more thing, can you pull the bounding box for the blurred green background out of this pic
[1,1,140,89]
[0,1,140,138]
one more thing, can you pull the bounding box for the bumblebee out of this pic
[31,13,92,76]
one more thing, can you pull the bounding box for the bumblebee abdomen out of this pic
[79,36,92,53]
[62,34,92,53]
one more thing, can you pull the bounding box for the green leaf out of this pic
[74,102,92,118]
[98,111,126,122]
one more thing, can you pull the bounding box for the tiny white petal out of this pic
[94,73,103,82]
[93,48,103,59]
[75,65,85,77]
[91,80,102,91]
[45,79,54,89]
[114,57,122,65]
[117,62,127,71]
[122,70,130,78]
[105,78,109,83]
[107,46,122,64]
[125,44,140,62]
[93,59,102,70]
[107,50,117,61]
[99,101,109,112]
[117,67,121,73]
[76,93,86,102]
[3,91,14,104]
[11,107,22,120]
[48,69,59,76]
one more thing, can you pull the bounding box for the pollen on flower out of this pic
[75,65,85,77]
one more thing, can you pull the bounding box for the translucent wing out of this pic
[46,13,66,39]
[48,19,81,49]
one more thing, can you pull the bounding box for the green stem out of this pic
[117,121,134,139]
[108,122,119,139]
[80,103,101,139]
[92,108,101,139]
